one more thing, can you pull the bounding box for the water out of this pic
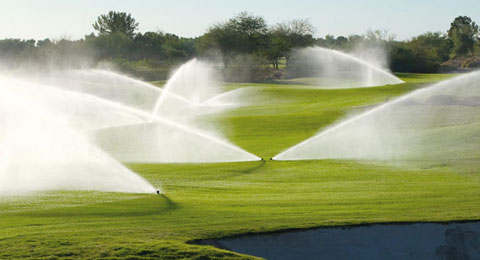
[91,119,259,163]
[0,61,260,194]
[290,46,404,88]
[197,221,480,260]
[274,71,480,168]
[0,76,156,194]
[151,59,221,120]
[202,87,262,107]
[30,69,164,112]
[14,65,258,163]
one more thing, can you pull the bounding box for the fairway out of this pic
[2,73,480,259]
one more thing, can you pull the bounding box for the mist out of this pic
[274,71,480,170]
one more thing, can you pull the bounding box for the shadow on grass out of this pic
[14,194,182,218]
[261,79,312,86]
[218,160,268,179]
[160,194,178,210]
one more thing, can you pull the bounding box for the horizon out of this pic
[1,0,479,41]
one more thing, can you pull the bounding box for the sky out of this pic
[0,0,479,41]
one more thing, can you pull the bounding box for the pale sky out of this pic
[0,0,479,41]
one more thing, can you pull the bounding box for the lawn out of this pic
[2,73,479,260]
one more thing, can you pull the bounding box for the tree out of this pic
[89,32,134,59]
[230,12,268,37]
[266,19,315,69]
[389,33,453,73]
[409,32,452,62]
[199,12,268,67]
[198,23,241,66]
[131,32,166,60]
[93,11,139,38]
[448,16,479,57]
[0,39,36,62]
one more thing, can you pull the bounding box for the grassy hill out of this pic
[2,73,480,260]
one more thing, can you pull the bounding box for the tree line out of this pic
[0,11,479,81]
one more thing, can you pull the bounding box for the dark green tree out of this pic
[389,32,453,73]
[88,32,133,59]
[199,12,268,66]
[409,32,453,61]
[447,16,479,57]
[0,39,36,62]
[266,19,315,69]
[93,11,139,38]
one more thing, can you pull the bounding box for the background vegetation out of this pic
[0,11,479,81]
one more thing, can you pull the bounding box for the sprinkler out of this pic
[156,190,161,195]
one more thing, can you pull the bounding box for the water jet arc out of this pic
[293,46,404,88]
[274,71,480,165]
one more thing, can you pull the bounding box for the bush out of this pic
[223,54,274,82]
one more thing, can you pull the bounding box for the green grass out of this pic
[2,72,479,260]
[214,73,458,158]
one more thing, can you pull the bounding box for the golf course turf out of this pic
[2,73,479,260]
